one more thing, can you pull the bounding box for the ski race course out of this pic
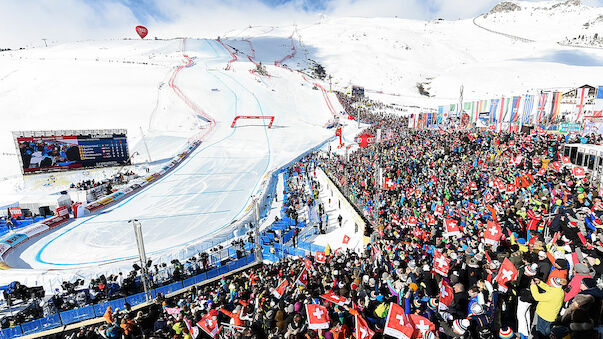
[1,38,338,285]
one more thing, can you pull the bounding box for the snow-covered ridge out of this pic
[477,0,603,44]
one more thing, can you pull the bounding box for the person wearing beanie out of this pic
[452,319,470,336]
[530,277,565,336]
[499,326,513,339]
[565,263,592,302]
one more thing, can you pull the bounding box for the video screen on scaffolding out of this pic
[13,130,130,175]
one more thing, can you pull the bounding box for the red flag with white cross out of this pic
[296,268,309,287]
[197,312,222,338]
[384,303,413,339]
[561,156,571,165]
[306,304,330,329]
[433,250,451,276]
[315,251,326,263]
[272,279,289,298]
[407,216,418,227]
[320,292,350,306]
[408,314,436,339]
[355,313,375,339]
[444,219,460,237]
[573,166,586,178]
[439,280,454,307]
[484,221,502,245]
[342,235,350,245]
[495,258,518,291]
[434,205,444,216]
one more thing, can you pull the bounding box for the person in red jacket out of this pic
[220,301,248,328]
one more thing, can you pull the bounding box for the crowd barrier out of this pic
[0,253,256,339]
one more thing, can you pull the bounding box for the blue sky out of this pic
[1,0,602,48]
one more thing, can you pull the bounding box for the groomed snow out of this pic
[1,38,336,286]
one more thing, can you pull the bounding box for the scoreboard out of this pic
[13,129,131,175]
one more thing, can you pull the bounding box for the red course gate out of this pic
[231,115,275,128]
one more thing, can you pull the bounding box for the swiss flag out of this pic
[496,179,506,192]
[392,214,400,226]
[549,161,562,172]
[342,235,350,245]
[536,167,546,176]
[506,184,516,194]
[320,292,350,306]
[197,312,222,338]
[407,216,418,227]
[468,203,476,212]
[425,214,436,225]
[303,257,313,269]
[433,250,451,276]
[434,205,445,216]
[272,279,289,298]
[408,314,436,339]
[384,303,414,339]
[484,192,494,203]
[532,157,540,167]
[439,280,454,307]
[573,166,586,178]
[484,221,502,245]
[306,304,330,329]
[315,251,326,263]
[296,268,309,287]
[561,156,571,165]
[469,181,477,190]
[383,177,399,190]
[355,313,375,339]
[444,219,460,236]
[495,258,518,291]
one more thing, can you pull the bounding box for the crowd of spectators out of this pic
[9,93,603,339]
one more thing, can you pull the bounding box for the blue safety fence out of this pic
[0,253,258,338]
[155,281,184,296]
[126,292,148,307]
[0,326,22,339]
[298,241,326,253]
[93,299,127,318]
[60,305,96,325]
[20,313,62,335]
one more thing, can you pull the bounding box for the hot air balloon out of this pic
[135,26,148,39]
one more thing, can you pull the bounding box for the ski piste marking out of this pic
[33,39,271,266]
[32,39,234,266]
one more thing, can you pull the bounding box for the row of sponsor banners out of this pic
[430,85,603,130]
[0,142,200,264]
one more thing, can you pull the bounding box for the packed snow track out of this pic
[4,38,334,274]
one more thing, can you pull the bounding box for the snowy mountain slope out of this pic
[476,0,603,43]
[218,1,603,108]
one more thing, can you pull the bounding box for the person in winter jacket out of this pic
[285,313,307,339]
[531,277,566,337]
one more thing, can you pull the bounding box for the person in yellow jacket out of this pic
[530,277,566,337]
